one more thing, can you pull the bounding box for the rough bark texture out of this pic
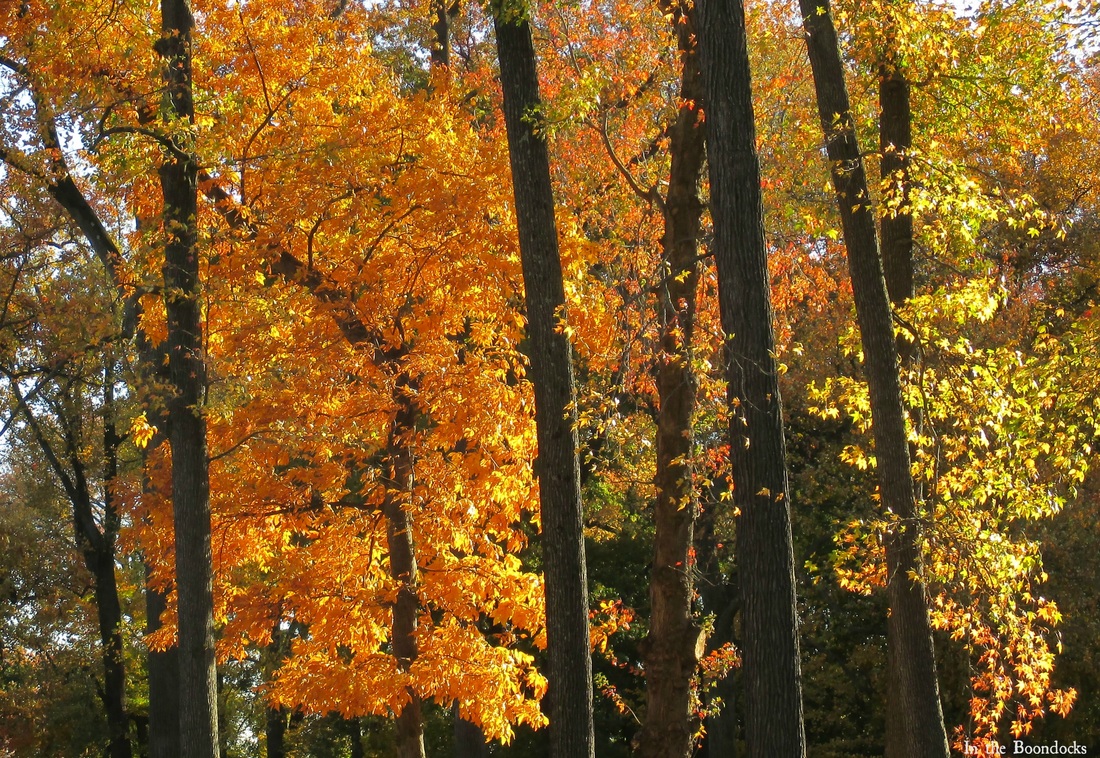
[699,0,806,755]
[158,0,220,753]
[384,374,426,758]
[634,5,706,757]
[493,12,595,758]
[878,33,917,758]
[797,2,950,757]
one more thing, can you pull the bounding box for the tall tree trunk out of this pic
[634,4,706,757]
[98,365,134,758]
[157,0,220,753]
[796,2,950,756]
[698,1,807,755]
[384,374,426,758]
[878,20,916,757]
[492,11,595,758]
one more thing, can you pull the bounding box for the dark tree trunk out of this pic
[796,2,949,757]
[98,369,134,758]
[879,61,913,307]
[698,1,806,755]
[492,12,595,758]
[157,0,220,754]
[384,375,426,758]
[9,368,136,758]
[453,702,488,758]
[694,488,738,758]
[265,705,287,758]
[348,718,365,758]
[264,621,288,758]
[878,28,917,758]
[634,4,706,757]
[146,567,182,758]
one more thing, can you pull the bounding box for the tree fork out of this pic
[796,1,949,756]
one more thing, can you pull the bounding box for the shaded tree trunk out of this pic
[492,11,595,758]
[698,0,807,755]
[796,2,949,757]
[694,487,738,758]
[157,0,220,753]
[453,702,488,758]
[6,367,135,758]
[146,566,182,758]
[634,4,706,757]
[98,366,134,758]
[878,21,917,757]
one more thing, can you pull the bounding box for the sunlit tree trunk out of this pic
[385,373,426,758]
[493,10,595,757]
[634,3,706,756]
[797,2,950,756]
[698,0,807,754]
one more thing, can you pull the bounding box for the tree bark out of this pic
[146,565,182,758]
[157,0,220,753]
[492,11,595,758]
[98,366,134,758]
[879,58,914,307]
[384,373,426,758]
[634,4,706,757]
[796,2,949,757]
[698,0,807,755]
[7,369,135,758]
[453,702,488,758]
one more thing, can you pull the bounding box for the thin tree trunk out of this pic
[634,4,706,757]
[384,374,426,758]
[157,0,220,753]
[698,0,806,755]
[98,365,133,758]
[879,58,913,307]
[878,22,916,757]
[796,2,949,756]
[492,12,595,758]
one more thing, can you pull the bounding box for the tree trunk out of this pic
[694,486,738,758]
[492,12,595,758]
[157,0,220,753]
[634,4,706,757]
[384,374,427,758]
[146,567,182,758]
[453,702,488,758]
[698,1,807,755]
[879,59,913,307]
[878,23,917,757]
[796,2,949,757]
[98,368,134,758]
